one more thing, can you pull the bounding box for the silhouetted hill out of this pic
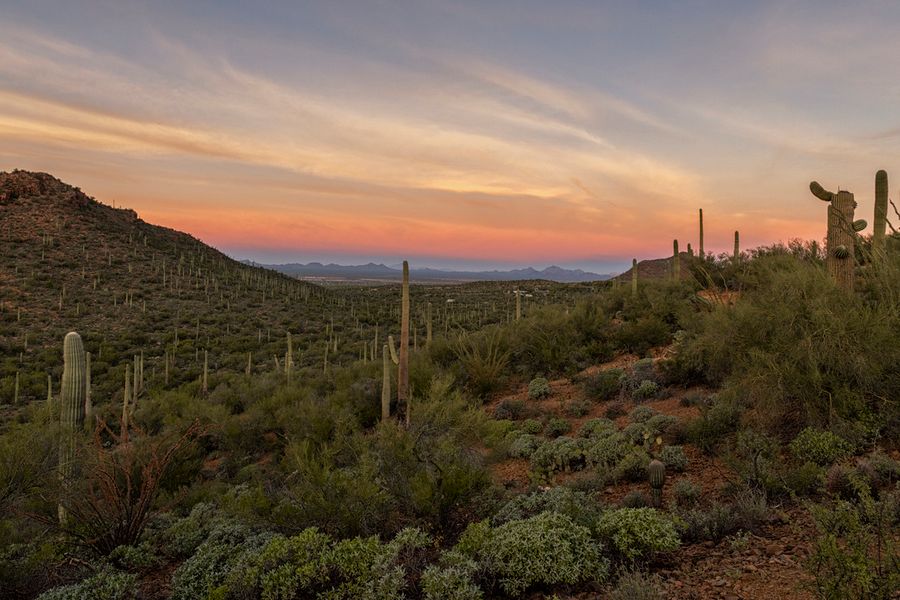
[253,261,611,283]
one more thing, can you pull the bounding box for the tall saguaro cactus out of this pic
[733,231,740,263]
[874,170,888,256]
[515,290,521,321]
[381,344,391,421]
[698,208,704,258]
[426,302,433,347]
[398,261,410,425]
[810,181,863,292]
[631,258,638,296]
[672,240,680,279]
[59,332,86,525]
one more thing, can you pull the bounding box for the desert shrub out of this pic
[628,405,655,424]
[584,433,632,471]
[596,508,680,562]
[507,434,541,459]
[584,369,623,402]
[807,484,900,600]
[155,502,222,558]
[531,437,587,477]
[783,462,826,497]
[37,568,137,600]
[658,445,688,472]
[675,503,738,542]
[544,417,571,438]
[453,328,510,398]
[456,512,608,596]
[578,418,617,439]
[493,399,525,421]
[614,317,671,356]
[170,523,275,600]
[108,542,161,572]
[866,451,900,486]
[527,377,551,400]
[790,428,853,466]
[672,478,700,508]
[620,491,648,508]
[521,419,542,434]
[613,448,652,483]
[632,380,660,401]
[610,569,665,600]
[492,487,602,528]
[421,559,483,600]
[564,399,591,417]
[605,402,626,419]
[220,526,432,600]
[622,415,677,445]
[684,394,742,453]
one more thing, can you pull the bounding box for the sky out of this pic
[1,1,899,273]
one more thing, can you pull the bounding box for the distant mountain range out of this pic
[246,261,612,283]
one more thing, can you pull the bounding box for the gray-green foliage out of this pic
[658,445,688,472]
[595,508,680,561]
[37,568,136,600]
[789,428,853,466]
[527,377,551,400]
[492,487,602,528]
[456,512,608,596]
[507,433,541,459]
[610,569,665,600]
[421,555,483,600]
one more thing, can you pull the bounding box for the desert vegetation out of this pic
[1,169,899,599]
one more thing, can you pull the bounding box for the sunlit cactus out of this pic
[59,332,86,525]
[809,181,858,291]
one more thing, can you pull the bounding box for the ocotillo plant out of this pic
[381,343,391,421]
[59,332,86,525]
[874,170,888,257]
[398,261,410,425]
[648,458,665,508]
[672,240,680,279]
[810,181,862,291]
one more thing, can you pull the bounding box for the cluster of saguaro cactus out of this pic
[809,181,867,291]
[59,332,86,525]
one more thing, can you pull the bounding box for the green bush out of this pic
[632,380,660,401]
[544,417,571,438]
[564,399,591,417]
[789,428,853,466]
[457,512,609,596]
[628,405,655,424]
[507,434,541,459]
[672,478,700,508]
[584,433,632,471]
[421,559,482,600]
[610,569,665,600]
[491,487,602,528]
[658,445,688,472]
[521,419,542,434]
[578,418,617,439]
[584,369,623,402]
[527,377,551,400]
[596,508,680,561]
[37,568,137,600]
[531,437,587,477]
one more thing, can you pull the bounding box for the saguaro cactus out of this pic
[515,289,521,321]
[698,208,704,258]
[426,302,433,347]
[733,231,740,263]
[672,240,680,279]
[398,261,410,425]
[631,258,638,296]
[59,332,86,525]
[285,332,293,380]
[648,458,665,508]
[810,181,862,291]
[874,170,888,256]
[381,344,391,421]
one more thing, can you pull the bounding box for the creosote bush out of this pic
[527,377,551,400]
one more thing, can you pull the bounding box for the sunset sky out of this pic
[2,1,899,273]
